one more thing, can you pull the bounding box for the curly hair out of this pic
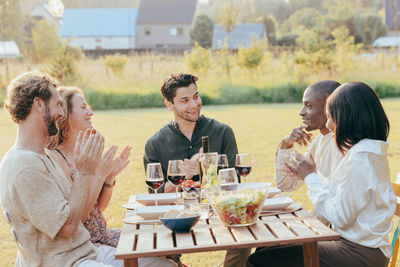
[47,87,84,150]
[4,71,59,123]
[160,73,198,103]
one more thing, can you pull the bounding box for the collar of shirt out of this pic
[169,115,205,142]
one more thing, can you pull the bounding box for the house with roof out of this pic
[30,2,63,29]
[212,23,266,50]
[373,36,400,50]
[135,0,197,52]
[59,8,138,53]
[0,41,21,59]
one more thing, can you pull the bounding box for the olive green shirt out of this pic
[143,115,238,192]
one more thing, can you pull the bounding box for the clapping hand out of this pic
[73,129,105,175]
[105,145,132,184]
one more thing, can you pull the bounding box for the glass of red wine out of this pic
[146,163,164,206]
[167,160,185,204]
[217,154,229,174]
[235,153,252,183]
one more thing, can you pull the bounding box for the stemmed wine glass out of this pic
[145,163,164,206]
[167,160,185,204]
[218,168,239,185]
[235,153,252,183]
[217,154,229,174]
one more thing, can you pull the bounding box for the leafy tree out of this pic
[353,14,387,44]
[184,42,211,74]
[284,8,323,33]
[0,0,24,42]
[331,26,362,74]
[189,14,214,48]
[48,45,78,85]
[214,0,239,48]
[30,20,63,62]
[261,14,277,46]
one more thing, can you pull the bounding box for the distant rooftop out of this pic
[137,0,197,24]
[0,41,21,59]
[373,36,400,47]
[60,8,138,37]
[212,23,266,50]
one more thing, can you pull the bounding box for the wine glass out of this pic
[217,154,229,174]
[145,163,164,206]
[218,168,239,185]
[167,160,185,204]
[235,153,252,183]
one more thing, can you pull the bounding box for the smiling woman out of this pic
[47,86,127,248]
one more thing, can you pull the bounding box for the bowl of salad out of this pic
[203,184,268,226]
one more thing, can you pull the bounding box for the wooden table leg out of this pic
[124,258,138,267]
[303,242,319,267]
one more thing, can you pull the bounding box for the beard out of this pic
[43,106,58,136]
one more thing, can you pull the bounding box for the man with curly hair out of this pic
[0,71,122,267]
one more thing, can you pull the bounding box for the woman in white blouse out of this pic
[246,82,396,267]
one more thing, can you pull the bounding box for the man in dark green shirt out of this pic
[143,73,238,193]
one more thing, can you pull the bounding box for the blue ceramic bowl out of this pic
[160,215,200,233]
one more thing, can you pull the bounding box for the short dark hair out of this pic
[160,73,198,103]
[327,81,389,153]
[4,71,59,123]
[307,80,341,99]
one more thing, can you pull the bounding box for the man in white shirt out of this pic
[224,80,343,267]
[275,80,343,191]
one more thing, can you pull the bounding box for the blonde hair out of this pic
[47,86,84,149]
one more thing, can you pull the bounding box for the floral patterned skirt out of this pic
[84,206,121,247]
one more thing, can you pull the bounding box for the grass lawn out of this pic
[1,101,400,266]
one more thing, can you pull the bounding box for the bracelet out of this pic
[104,180,116,188]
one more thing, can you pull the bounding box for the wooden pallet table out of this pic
[116,205,339,267]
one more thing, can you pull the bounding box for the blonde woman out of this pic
[47,87,131,247]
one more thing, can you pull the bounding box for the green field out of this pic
[1,102,400,266]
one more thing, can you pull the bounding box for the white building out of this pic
[59,8,138,52]
[0,41,21,59]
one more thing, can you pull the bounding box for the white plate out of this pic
[135,205,184,220]
[262,197,294,211]
[236,182,272,190]
[267,187,281,198]
[122,202,141,210]
[135,193,177,206]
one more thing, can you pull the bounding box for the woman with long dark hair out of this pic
[247,82,396,267]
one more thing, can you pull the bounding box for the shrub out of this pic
[83,89,164,110]
[237,39,265,71]
[102,54,128,77]
[184,43,211,74]
[48,45,78,85]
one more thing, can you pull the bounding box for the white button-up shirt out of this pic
[305,139,396,258]
[275,132,343,191]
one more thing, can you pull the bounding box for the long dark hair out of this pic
[327,81,389,153]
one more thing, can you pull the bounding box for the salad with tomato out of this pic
[211,188,266,226]
[182,179,201,188]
